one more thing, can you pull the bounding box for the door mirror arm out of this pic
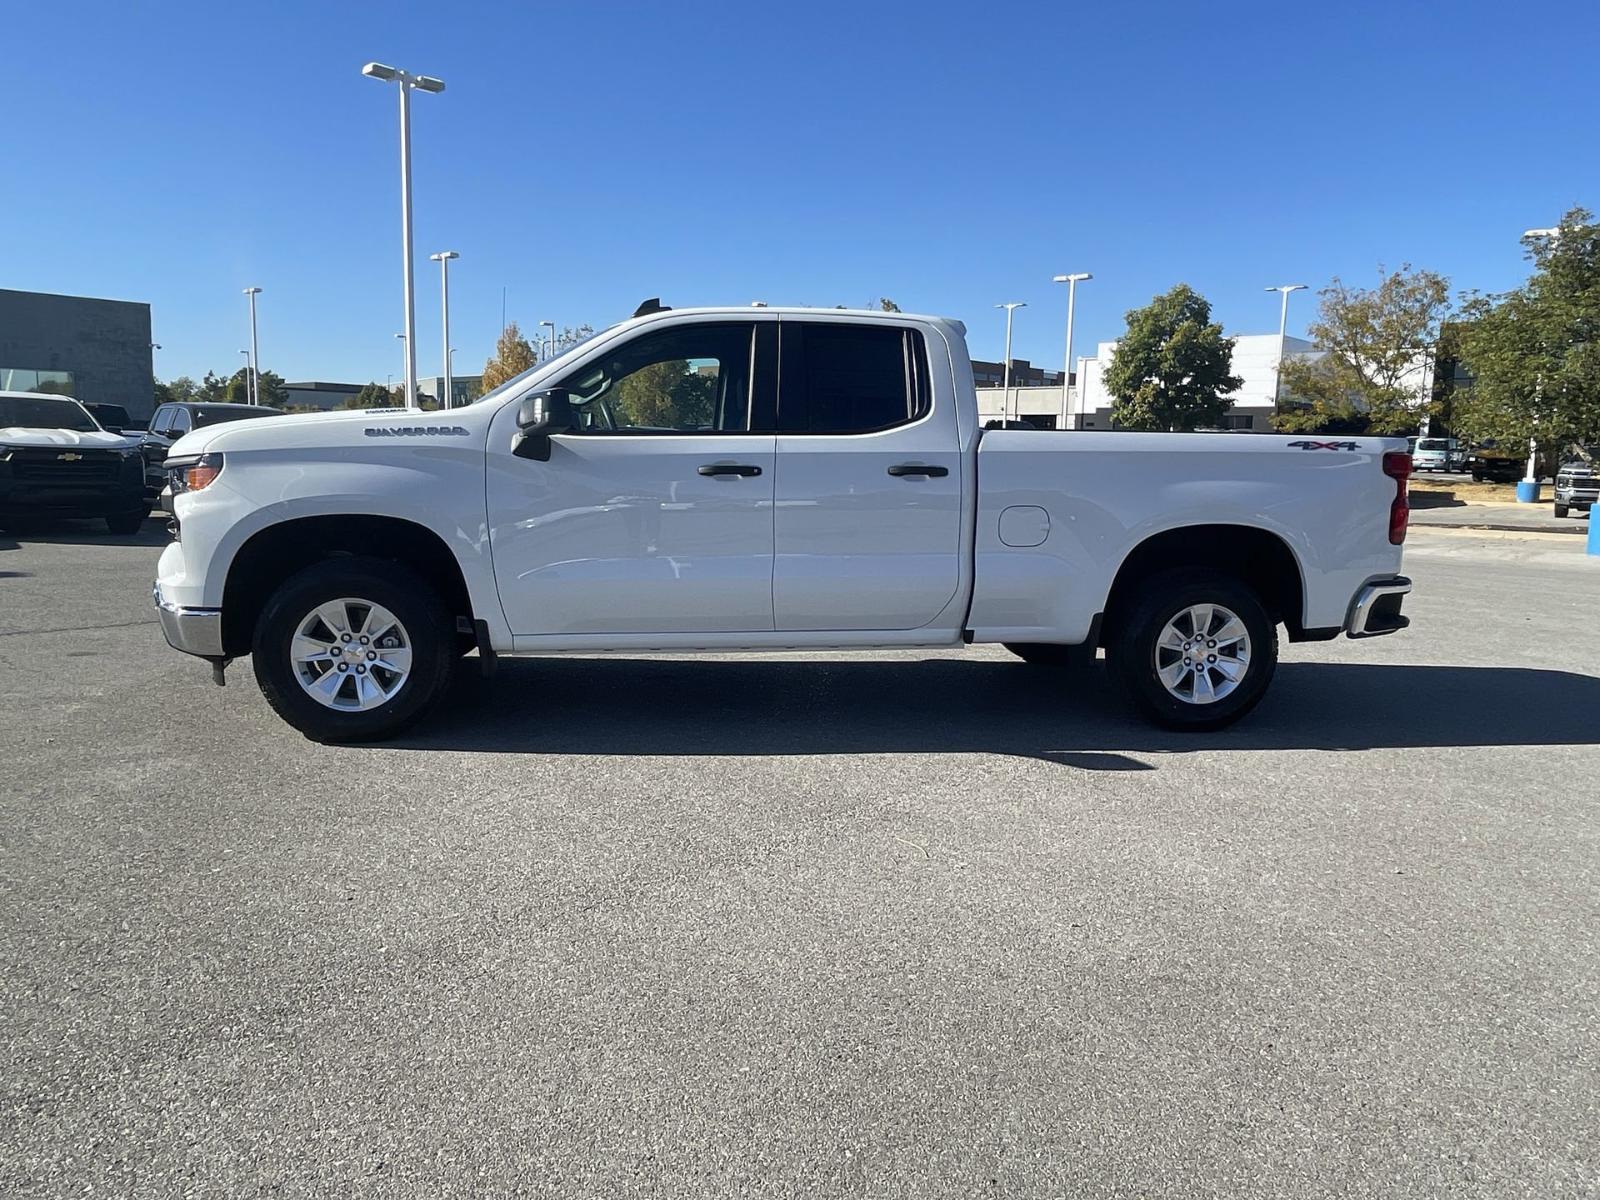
[512,388,574,461]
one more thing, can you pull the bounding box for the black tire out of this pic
[1471,471,1484,482]
[105,509,149,535]
[1004,642,1095,668]
[1553,503,1569,519]
[1107,568,1278,732]
[252,556,456,743]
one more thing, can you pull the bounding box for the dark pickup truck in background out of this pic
[141,401,282,500]
[1554,447,1598,519]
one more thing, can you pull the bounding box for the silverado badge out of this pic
[57,452,83,461]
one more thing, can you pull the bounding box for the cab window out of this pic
[777,323,930,433]
[560,323,756,434]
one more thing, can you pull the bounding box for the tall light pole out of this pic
[429,251,459,408]
[362,62,446,411]
[1517,226,1562,501]
[995,302,1026,424]
[243,287,262,405]
[394,333,408,401]
[539,320,555,361]
[1052,273,1091,429]
[1266,284,1308,418]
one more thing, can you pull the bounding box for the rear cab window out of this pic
[778,322,931,433]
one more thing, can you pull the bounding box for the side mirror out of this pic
[512,388,573,461]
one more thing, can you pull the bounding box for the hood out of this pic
[169,405,479,456]
[0,427,137,450]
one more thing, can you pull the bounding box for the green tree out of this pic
[1273,266,1451,434]
[195,371,230,402]
[1104,284,1242,430]
[338,381,400,410]
[554,324,595,354]
[223,368,287,407]
[611,360,715,428]
[1453,207,1600,456]
[164,376,200,403]
[482,321,537,391]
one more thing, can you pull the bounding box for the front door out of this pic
[487,319,779,636]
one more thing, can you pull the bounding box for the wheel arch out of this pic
[220,514,473,657]
[1099,523,1310,645]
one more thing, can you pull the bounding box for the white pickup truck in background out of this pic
[153,304,1413,742]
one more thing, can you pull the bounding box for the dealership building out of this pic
[0,287,155,420]
[974,333,1432,432]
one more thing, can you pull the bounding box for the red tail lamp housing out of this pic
[1383,451,1411,545]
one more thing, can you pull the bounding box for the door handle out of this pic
[887,463,949,478]
[697,463,763,477]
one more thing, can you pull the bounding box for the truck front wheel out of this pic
[252,556,456,743]
[1108,568,1277,731]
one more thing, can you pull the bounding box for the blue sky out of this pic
[6,0,1599,387]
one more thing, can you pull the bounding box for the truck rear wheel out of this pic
[1108,568,1277,731]
[252,556,456,743]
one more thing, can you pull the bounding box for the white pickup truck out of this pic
[153,304,1413,742]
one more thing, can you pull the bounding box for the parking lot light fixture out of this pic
[362,62,446,411]
[429,251,459,409]
[1266,284,1308,418]
[1517,227,1563,500]
[995,303,1026,424]
[1052,274,1091,429]
[243,287,262,405]
[539,320,555,360]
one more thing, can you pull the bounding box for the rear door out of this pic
[772,319,964,630]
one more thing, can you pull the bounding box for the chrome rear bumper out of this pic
[153,581,224,658]
[1346,576,1412,639]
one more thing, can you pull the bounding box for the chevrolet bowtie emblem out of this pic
[58,452,83,462]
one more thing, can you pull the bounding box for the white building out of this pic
[1073,333,1320,431]
[976,333,1433,432]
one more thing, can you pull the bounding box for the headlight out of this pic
[0,445,13,462]
[168,453,224,494]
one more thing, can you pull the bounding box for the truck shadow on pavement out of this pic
[0,518,169,549]
[393,657,1600,761]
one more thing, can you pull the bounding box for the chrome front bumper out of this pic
[153,581,224,658]
[1346,576,1412,639]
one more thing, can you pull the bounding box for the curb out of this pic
[1411,520,1587,536]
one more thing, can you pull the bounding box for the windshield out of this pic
[0,395,99,432]
[1416,439,1449,451]
[466,325,615,407]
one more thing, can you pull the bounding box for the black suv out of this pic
[141,402,282,499]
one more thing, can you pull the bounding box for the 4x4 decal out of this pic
[1287,440,1359,451]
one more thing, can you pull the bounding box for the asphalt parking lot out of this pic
[3,521,1598,1198]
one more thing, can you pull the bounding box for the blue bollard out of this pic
[1588,507,1599,557]
[1515,479,1542,503]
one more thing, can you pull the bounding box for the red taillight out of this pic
[1383,451,1412,545]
